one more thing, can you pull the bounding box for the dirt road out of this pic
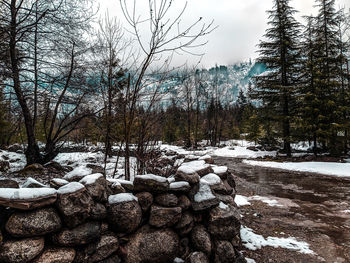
[214,157,350,263]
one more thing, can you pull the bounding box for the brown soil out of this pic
[214,157,350,263]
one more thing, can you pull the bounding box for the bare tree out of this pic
[119,0,215,180]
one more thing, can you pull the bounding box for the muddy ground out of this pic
[214,157,350,263]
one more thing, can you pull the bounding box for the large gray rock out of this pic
[174,171,200,185]
[6,207,61,237]
[178,195,191,210]
[32,247,76,263]
[108,194,142,234]
[56,182,93,228]
[133,174,169,193]
[191,225,212,255]
[208,205,240,240]
[79,174,108,202]
[126,226,179,263]
[135,192,153,212]
[175,211,194,236]
[214,240,236,263]
[53,221,101,246]
[149,205,182,228]
[186,252,209,263]
[74,233,119,263]
[0,237,44,263]
[90,202,107,220]
[155,193,178,207]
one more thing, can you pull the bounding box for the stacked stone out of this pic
[0,158,245,263]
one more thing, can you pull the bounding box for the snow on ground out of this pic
[249,196,283,207]
[240,226,314,254]
[234,195,252,207]
[210,146,276,159]
[0,150,26,173]
[243,160,350,177]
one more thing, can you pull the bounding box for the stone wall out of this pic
[0,159,246,263]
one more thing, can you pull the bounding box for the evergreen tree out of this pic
[312,0,343,155]
[253,0,301,156]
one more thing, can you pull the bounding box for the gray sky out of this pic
[99,0,349,68]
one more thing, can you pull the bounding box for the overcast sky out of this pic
[99,0,349,68]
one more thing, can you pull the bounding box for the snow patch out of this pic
[201,173,222,185]
[194,180,216,202]
[212,165,228,174]
[79,173,103,185]
[51,178,69,185]
[249,195,283,207]
[243,160,350,177]
[240,226,314,254]
[135,174,167,183]
[169,181,190,189]
[211,146,276,158]
[63,165,92,180]
[22,177,47,188]
[234,195,251,207]
[219,202,229,210]
[177,160,210,174]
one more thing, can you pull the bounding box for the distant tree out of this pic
[253,0,301,156]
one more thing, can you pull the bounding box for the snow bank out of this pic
[108,193,138,204]
[0,188,56,200]
[243,160,350,177]
[240,226,314,254]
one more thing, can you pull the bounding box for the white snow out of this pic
[234,195,251,206]
[22,177,48,188]
[243,160,350,177]
[0,150,26,173]
[63,165,92,180]
[114,179,133,185]
[211,146,276,158]
[79,173,103,185]
[51,178,69,185]
[108,193,138,204]
[211,165,228,174]
[135,174,167,183]
[177,160,210,174]
[167,177,176,183]
[342,210,350,213]
[198,154,211,160]
[246,258,256,263]
[201,173,222,185]
[249,195,283,207]
[169,181,190,189]
[0,188,56,200]
[173,258,185,263]
[57,182,85,194]
[240,226,314,254]
[219,202,229,210]
[194,180,216,202]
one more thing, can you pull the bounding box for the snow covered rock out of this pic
[191,180,219,211]
[126,225,179,263]
[169,181,191,192]
[0,237,45,263]
[190,225,212,255]
[107,194,141,234]
[155,193,178,207]
[0,179,19,188]
[213,240,236,263]
[56,182,93,228]
[149,205,182,228]
[133,174,169,193]
[5,207,61,237]
[53,221,101,246]
[208,204,241,240]
[186,252,209,263]
[50,178,69,189]
[107,179,126,195]
[135,192,153,212]
[79,173,108,202]
[0,188,57,210]
[32,247,76,263]
[74,233,119,263]
[211,165,228,179]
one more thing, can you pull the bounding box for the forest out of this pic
[0,0,349,176]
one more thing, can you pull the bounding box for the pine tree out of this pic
[312,0,343,155]
[253,0,301,156]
